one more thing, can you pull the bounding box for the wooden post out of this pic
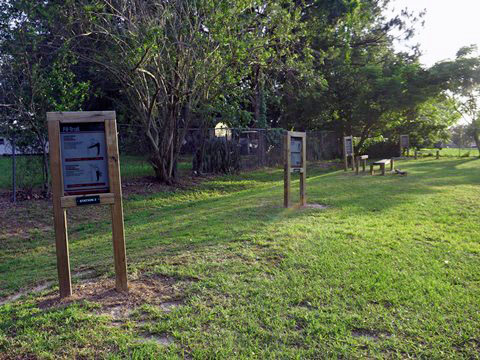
[300,134,307,206]
[355,156,359,175]
[344,152,348,172]
[284,134,291,208]
[47,111,128,298]
[362,158,366,172]
[370,164,374,175]
[105,120,128,293]
[436,150,440,159]
[48,120,72,298]
[414,149,418,160]
[391,159,394,171]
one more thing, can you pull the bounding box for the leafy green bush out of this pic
[193,137,240,175]
[359,137,399,158]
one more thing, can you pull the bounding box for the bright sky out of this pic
[388,0,480,67]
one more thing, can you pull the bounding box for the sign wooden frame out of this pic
[400,134,410,157]
[284,131,306,208]
[47,111,128,298]
[343,136,355,171]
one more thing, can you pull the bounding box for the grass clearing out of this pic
[1,158,479,358]
[0,155,192,190]
[421,147,479,157]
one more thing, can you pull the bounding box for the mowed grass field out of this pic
[0,155,192,190]
[1,158,479,358]
[420,147,479,157]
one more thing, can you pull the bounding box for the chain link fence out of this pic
[1,125,341,201]
[118,125,341,171]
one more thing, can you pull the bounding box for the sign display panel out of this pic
[344,137,353,156]
[284,131,306,208]
[400,135,410,148]
[291,137,303,167]
[60,122,109,195]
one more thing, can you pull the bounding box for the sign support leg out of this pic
[105,120,128,292]
[300,171,306,206]
[300,135,307,206]
[48,120,72,298]
[284,134,291,208]
[111,202,128,292]
[53,207,72,298]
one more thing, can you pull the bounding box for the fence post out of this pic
[257,129,266,167]
[11,135,16,203]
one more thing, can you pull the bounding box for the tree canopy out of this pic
[1,0,480,183]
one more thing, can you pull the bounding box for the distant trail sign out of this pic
[47,111,128,298]
[284,131,306,208]
[343,136,355,171]
[400,134,410,156]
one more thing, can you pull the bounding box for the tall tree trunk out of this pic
[252,64,261,126]
[41,147,49,194]
[147,102,192,184]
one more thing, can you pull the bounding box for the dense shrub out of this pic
[193,137,240,175]
[359,137,399,158]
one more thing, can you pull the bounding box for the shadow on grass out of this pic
[305,157,480,215]
[0,166,333,296]
[1,158,478,296]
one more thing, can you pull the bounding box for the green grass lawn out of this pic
[421,147,479,157]
[0,155,192,190]
[1,158,479,358]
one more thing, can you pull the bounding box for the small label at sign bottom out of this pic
[76,195,101,206]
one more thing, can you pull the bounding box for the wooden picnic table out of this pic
[355,155,369,175]
[370,158,394,176]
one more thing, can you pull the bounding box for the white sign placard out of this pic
[400,135,410,148]
[344,137,353,156]
[291,137,303,167]
[60,122,109,195]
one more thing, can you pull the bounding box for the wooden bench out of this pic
[355,155,369,175]
[370,158,394,176]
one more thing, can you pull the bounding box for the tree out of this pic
[0,0,90,192]
[66,0,304,184]
[435,46,480,154]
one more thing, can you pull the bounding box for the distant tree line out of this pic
[1,0,480,187]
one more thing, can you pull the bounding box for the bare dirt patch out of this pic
[159,300,182,313]
[121,174,213,198]
[36,275,184,321]
[352,328,392,341]
[0,174,207,239]
[137,333,175,346]
[302,203,328,210]
[0,282,54,306]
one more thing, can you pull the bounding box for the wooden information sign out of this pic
[284,131,306,208]
[47,111,128,298]
[343,136,355,171]
[400,134,410,156]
